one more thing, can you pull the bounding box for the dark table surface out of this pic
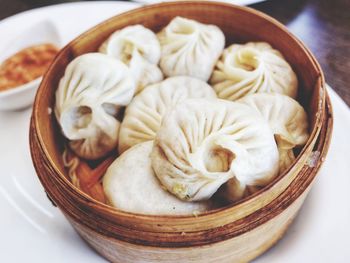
[1,0,349,106]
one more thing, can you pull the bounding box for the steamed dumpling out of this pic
[103,141,211,215]
[158,16,225,81]
[118,76,217,153]
[238,93,309,171]
[151,99,279,202]
[55,53,135,160]
[99,25,163,93]
[210,42,298,101]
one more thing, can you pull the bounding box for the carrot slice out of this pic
[86,156,115,189]
[76,162,106,203]
[63,148,115,204]
[88,184,107,204]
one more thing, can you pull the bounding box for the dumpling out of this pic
[218,94,309,202]
[210,42,298,101]
[99,25,163,93]
[55,53,135,160]
[158,16,225,81]
[151,99,279,202]
[118,76,217,153]
[238,93,309,172]
[103,141,211,215]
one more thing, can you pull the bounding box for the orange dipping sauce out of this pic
[0,43,59,92]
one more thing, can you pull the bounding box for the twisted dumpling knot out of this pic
[151,99,279,201]
[210,42,298,101]
[55,53,135,160]
[158,17,225,81]
[99,25,163,94]
[238,93,309,172]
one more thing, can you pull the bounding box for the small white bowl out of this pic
[0,19,61,111]
[0,78,42,111]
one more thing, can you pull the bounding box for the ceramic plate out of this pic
[135,0,267,6]
[0,2,349,262]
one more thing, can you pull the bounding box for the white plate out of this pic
[135,0,267,6]
[0,2,349,262]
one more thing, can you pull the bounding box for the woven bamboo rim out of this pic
[30,1,328,248]
[30,92,332,248]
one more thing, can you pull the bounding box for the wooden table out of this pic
[1,0,349,106]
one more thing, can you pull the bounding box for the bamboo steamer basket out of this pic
[29,2,332,262]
